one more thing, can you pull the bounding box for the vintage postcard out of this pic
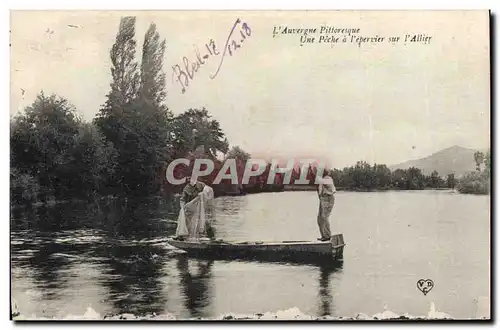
[10,10,491,321]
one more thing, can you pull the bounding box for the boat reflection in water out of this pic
[175,252,343,319]
[176,254,214,318]
[317,261,343,317]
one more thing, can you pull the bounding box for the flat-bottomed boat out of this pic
[167,234,345,263]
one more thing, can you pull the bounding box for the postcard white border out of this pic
[2,1,497,329]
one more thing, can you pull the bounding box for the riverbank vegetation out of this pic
[456,151,491,195]
[10,16,489,209]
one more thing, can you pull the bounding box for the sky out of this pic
[10,10,490,168]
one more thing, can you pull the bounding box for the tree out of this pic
[222,146,251,188]
[373,164,391,189]
[351,161,374,190]
[225,146,251,161]
[429,170,441,188]
[342,166,355,189]
[331,168,343,188]
[457,172,489,195]
[407,167,425,190]
[484,149,491,177]
[10,167,40,206]
[474,151,485,172]
[108,16,140,107]
[446,173,456,189]
[10,92,114,203]
[94,16,140,149]
[457,150,491,195]
[93,17,177,197]
[68,123,118,198]
[171,108,229,160]
[391,169,407,189]
[140,23,167,107]
[94,16,141,195]
[11,93,82,200]
[134,22,175,195]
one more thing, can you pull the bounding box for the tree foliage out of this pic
[92,17,176,196]
[12,15,486,208]
[171,108,229,160]
[10,93,114,203]
[140,23,167,107]
[474,151,485,172]
[458,149,490,195]
[225,146,251,161]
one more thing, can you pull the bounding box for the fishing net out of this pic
[176,185,215,239]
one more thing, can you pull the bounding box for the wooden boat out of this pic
[167,233,345,263]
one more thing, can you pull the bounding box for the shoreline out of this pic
[11,188,471,210]
[11,304,490,321]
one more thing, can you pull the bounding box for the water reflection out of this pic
[29,241,72,301]
[11,199,177,317]
[317,262,343,317]
[94,199,173,315]
[97,242,169,316]
[10,191,491,319]
[176,255,214,318]
[12,197,343,318]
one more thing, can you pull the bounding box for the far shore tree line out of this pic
[9,16,491,208]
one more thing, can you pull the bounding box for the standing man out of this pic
[317,170,336,241]
[180,175,206,208]
[179,175,216,240]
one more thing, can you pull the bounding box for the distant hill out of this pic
[389,146,487,176]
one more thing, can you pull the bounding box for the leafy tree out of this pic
[10,92,114,202]
[457,172,489,195]
[107,16,140,107]
[428,170,442,188]
[474,151,485,172]
[225,146,251,161]
[171,108,229,160]
[331,168,343,188]
[222,146,251,189]
[406,167,425,190]
[446,173,456,189]
[10,167,40,206]
[95,16,141,141]
[11,93,82,200]
[457,149,490,195]
[373,164,391,189]
[93,17,176,196]
[484,149,490,177]
[133,22,174,195]
[140,22,167,107]
[68,123,118,198]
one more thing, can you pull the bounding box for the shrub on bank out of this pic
[457,172,490,195]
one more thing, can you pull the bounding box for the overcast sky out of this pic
[10,10,490,168]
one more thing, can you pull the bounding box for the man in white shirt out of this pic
[317,171,336,241]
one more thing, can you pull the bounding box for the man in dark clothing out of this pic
[180,176,206,207]
[179,176,215,240]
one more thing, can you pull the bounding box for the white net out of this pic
[175,185,214,239]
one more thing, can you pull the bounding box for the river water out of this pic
[10,190,490,319]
